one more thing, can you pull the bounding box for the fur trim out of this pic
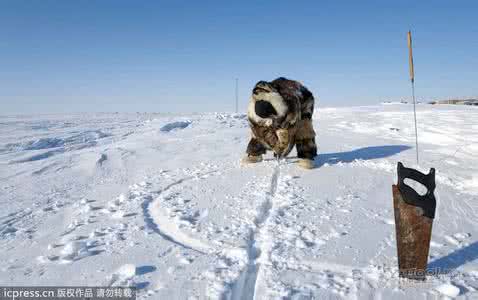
[253,91,288,117]
[274,129,289,155]
[295,119,316,140]
[247,91,288,126]
[247,99,272,126]
[274,127,297,158]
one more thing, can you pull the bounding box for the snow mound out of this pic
[20,137,65,150]
[6,130,112,163]
[435,283,460,297]
[463,174,478,189]
[160,121,191,132]
[3,130,110,152]
[0,224,17,238]
[105,264,137,286]
[12,149,64,163]
[59,241,95,263]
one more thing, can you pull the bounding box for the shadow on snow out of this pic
[314,145,411,167]
[428,241,478,273]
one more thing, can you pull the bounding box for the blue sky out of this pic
[1,1,477,114]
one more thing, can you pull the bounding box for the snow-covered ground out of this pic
[0,104,477,299]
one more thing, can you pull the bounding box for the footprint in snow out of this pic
[444,233,471,246]
[105,264,156,289]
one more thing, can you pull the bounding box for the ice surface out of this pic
[0,106,477,299]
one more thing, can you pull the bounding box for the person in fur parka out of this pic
[242,77,318,169]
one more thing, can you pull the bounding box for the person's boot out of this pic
[298,158,314,169]
[241,155,263,165]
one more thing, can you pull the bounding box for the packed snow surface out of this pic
[0,105,477,299]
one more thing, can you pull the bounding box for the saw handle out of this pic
[397,162,436,219]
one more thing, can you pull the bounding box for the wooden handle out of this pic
[407,31,415,83]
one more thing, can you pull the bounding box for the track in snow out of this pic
[231,162,281,300]
[145,177,215,255]
[142,169,226,254]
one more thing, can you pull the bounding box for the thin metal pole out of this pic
[411,79,419,165]
[235,78,239,113]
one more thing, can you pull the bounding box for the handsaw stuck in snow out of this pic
[393,162,436,280]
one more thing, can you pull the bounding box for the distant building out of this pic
[430,98,478,105]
